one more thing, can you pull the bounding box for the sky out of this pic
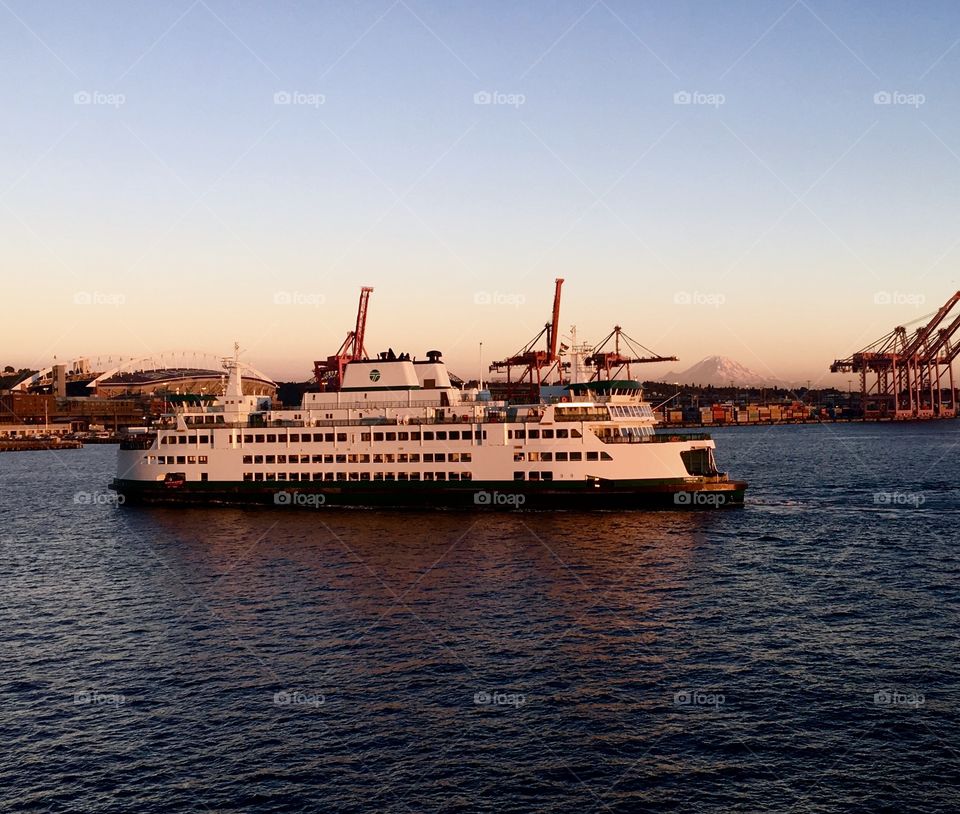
[2,0,960,385]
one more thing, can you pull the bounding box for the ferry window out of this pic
[462,453,472,462]
[312,455,322,463]
[556,452,568,461]
[179,436,187,445]
[176,456,186,464]
[410,454,420,463]
[423,432,434,441]
[311,473,322,481]
[398,432,408,441]
[514,471,524,480]
[244,434,253,443]
[423,472,434,481]
[528,452,540,462]
[423,453,434,463]
[324,473,335,481]
[450,431,460,440]
[374,454,384,463]
[325,433,334,442]
[302,473,309,481]
[324,455,333,464]
[436,431,447,440]
[449,453,460,463]
[586,452,599,461]
[507,431,513,439]
[243,473,253,481]
[449,472,459,481]
[360,454,370,463]
[398,472,408,481]
[385,473,395,481]
[410,432,421,441]
[278,455,287,464]
[410,472,421,481]
[255,434,265,443]
[542,430,554,439]
[290,434,299,442]
[385,454,395,463]
[556,429,569,438]
[267,434,277,443]
[336,454,346,464]
[200,473,208,482]
[541,471,553,481]
[199,455,208,464]
[360,472,370,481]
[199,435,209,444]
[255,473,263,481]
[374,432,384,442]
[601,451,613,460]
[570,452,582,461]
[572,429,582,438]
[254,455,264,464]
[462,472,472,481]
[433,453,444,462]
[349,473,360,481]
[266,455,276,464]
[243,455,253,464]
[514,452,525,461]
[336,433,347,442]
[515,430,526,440]
[386,432,396,441]
[528,430,539,439]
[529,471,540,481]
[361,433,371,442]
[542,452,552,462]
[374,472,383,481]
[348,454,358,463]
[337,473,346,481]
[289,473,299,481]
[277,473,287,481]
[398,453,408,463]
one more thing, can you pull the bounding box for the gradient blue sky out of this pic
[3,0,960,383]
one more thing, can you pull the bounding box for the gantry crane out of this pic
[584,325,677,381]
[488,279,568,393]
[831,291,960,418]
[313,286,373,390]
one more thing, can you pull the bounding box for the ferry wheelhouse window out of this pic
[336,433,347,442]
[423,432,434,441]
[267,434,277,443]
[266,455,276,464]
[556,429,569,438]
[254,455,263,464]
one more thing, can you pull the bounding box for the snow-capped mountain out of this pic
[662,356,785,387]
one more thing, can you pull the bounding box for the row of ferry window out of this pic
[241,452,472,464]
[513,451,612,462]
[506,428,581,440]
[151,455,208,465]
[228,430,486,444]
[161,435,210,444]
[242,471,473,482]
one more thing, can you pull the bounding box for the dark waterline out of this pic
[2,423,959,812]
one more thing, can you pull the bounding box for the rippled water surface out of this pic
[2,424,959,812]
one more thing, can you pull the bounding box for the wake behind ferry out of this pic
[110,350,747,511]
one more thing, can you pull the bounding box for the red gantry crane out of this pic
[584,325,677,381]
[831,291,960,419]
[488,279,568,397]
[313,286,373,390]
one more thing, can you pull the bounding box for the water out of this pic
[2,424,959,812]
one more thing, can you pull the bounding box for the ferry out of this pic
[110,350,746,510]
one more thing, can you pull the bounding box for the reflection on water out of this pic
[2,430,959,812]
